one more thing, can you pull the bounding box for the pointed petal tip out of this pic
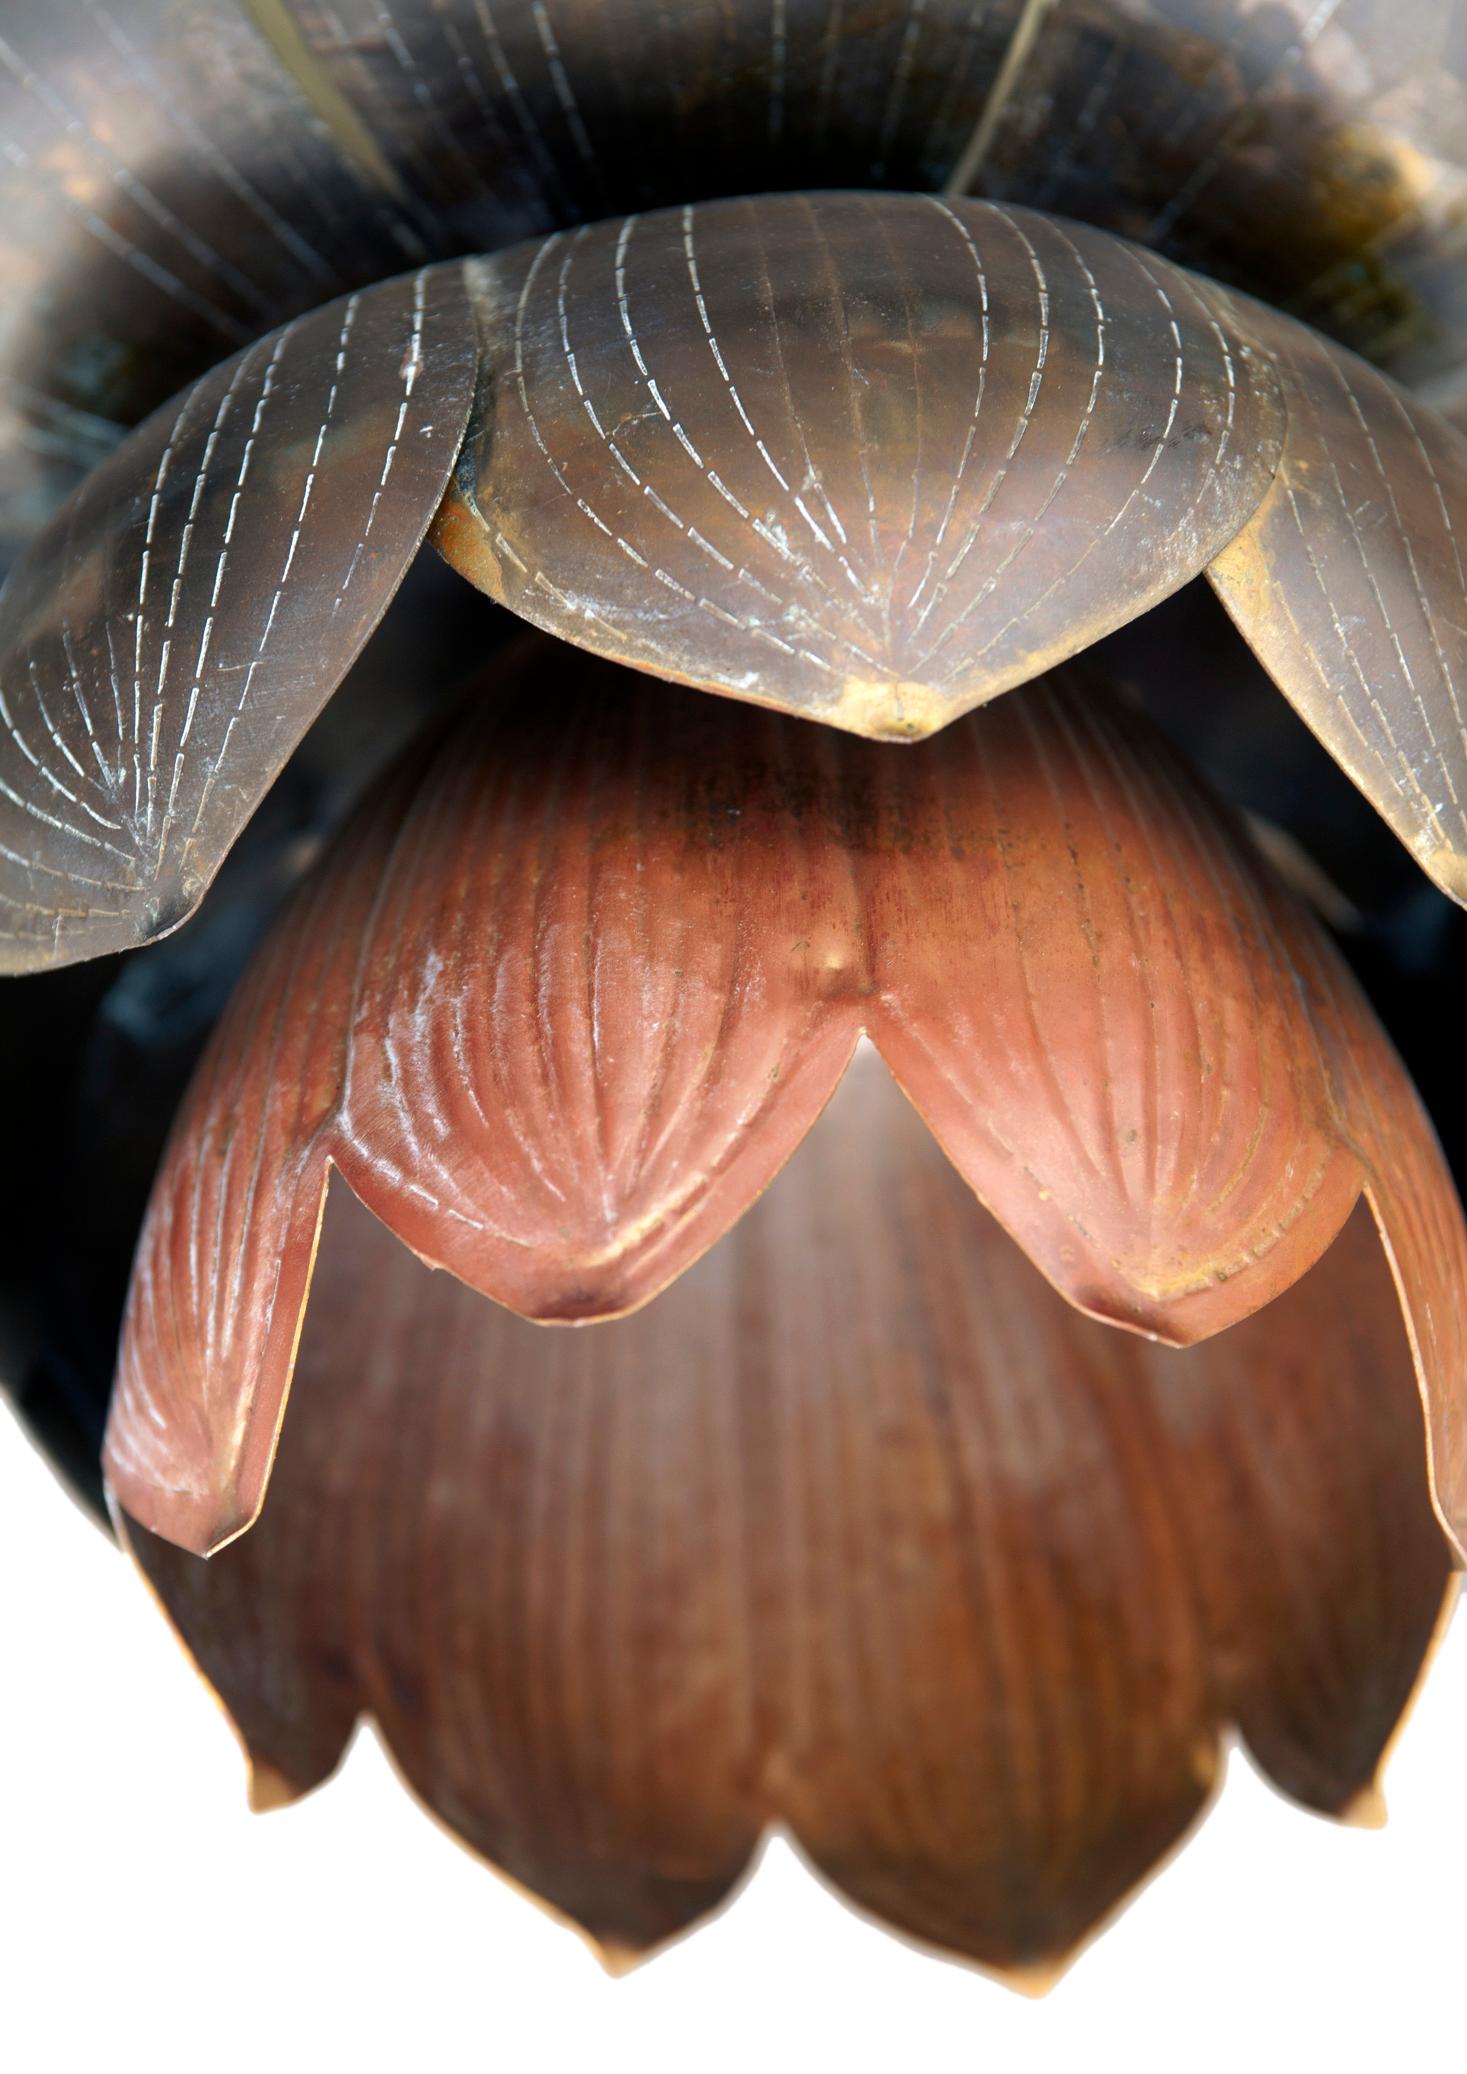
[827,676,959,743]
[993,1952,1073,1999]
[104,1452,255,1561]
[1420,841,1467,912]
[246,1756,312,1815]
[589,1936,655,1980]
[1338,1781,1389,1831]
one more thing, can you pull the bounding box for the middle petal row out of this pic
[102,638,1467,1561]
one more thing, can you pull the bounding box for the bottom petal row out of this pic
[128,1045,1454,1982]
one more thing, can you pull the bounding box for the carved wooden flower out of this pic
[3,2,1466,1994]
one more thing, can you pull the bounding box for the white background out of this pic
[4,1399,1462,2074]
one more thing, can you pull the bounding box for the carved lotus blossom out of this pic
[3,0,1466,2000]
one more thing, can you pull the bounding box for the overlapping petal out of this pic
[105,636,1447,1555]
[437,192,1467,905]
[1209,298,1467,903]
[124,1051,1455,1979]
[5,3,1465,571]
[435,194,1287,738]
[9,190,1467,977]
[0,271,475,971]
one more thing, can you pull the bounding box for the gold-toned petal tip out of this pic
[246,1757,312,1815]
[1420,842,1467,913]
[1338,1783,1389,1832]
[589,1938,654,1981]
[992,1954,1073,2001]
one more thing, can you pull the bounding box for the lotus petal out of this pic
[0,267,476,971]
[124,1052,1454,1978]
[433,193,1285,738]
[0,0,434,565]
[1208,298,1467,906]
[105,639,1383,1553]
[6,4,1467,563]
[966,0,1467,400]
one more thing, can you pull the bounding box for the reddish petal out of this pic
[107,643,1394,1552]
[870,673,1367,1343]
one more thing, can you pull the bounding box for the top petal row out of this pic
[4,0,1464,561]
[2,190,1466,971]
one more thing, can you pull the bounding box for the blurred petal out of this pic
[969,0,1467,399]
[434,193,1285,737]
[0,0,430,563]
[104,641,1380,1552]
[0,268,476,971]
[272,0,1022,231]
[1208,298,1467,908]
[125,1050,1454,1979]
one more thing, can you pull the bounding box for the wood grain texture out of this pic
[434,193,1285,740]
[124,1053,1454,1980]
[1208,296,1467,907]
[103,637,1395,1553]
[0,268,476,971]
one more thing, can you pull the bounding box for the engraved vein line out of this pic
[913,213,1107,676]
[1314,359,1460,821]
[907,201,1052,650]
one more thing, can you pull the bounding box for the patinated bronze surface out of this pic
[7,189,1467,973]
[1,1,1465,1992]
[0,270,475,969]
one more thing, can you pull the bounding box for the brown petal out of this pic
[966,0,1467,399]
[124,1050,1454,1980]
[0,0,432,567]
[0,267,476,972]
[1207,299,1467,906]
[0,0,1026,558]
[104,642,1382,1554]
[433,193,1284,738]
